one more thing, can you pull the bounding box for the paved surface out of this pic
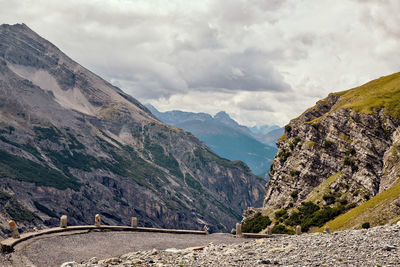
[0,230,246,267]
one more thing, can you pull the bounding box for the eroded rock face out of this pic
[0,23,265,235]
[264,92,400,210]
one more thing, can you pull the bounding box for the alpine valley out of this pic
[0,23,266,235]
[145,104,279,177]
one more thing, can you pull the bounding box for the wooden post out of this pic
[236,223,242,237]
[266,225,272,235]
[60,215,67,228]
[9,221,20,239]
[296,225,302,235]
[95,214,101,227]
[131,217,137,228]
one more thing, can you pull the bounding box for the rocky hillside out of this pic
[0,23,265,235]
[146,105,277,176]
[262,72,400,231]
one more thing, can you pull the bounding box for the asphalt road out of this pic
[0,230,247,267]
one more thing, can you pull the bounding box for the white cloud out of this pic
[0,0,399,126]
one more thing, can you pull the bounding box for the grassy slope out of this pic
[332,72,400,117]
[317,179,400,232]
[298,72,400,124]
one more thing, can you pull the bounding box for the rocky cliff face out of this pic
[264,73,400,221]
[0,23,265,235]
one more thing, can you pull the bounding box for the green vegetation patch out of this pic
[242,212,272,233]
[105,145,168,189]
[277,148,291,164]
[285,201,349,232]
[272,224,294,235]
[0,149,81,190]
[0,191,38,223]
[46,149,102,174]
[184,173,203,192]
[144,139,183,178]
[319,179,400,232]
[33,201,58,218]
[34,126,63,144]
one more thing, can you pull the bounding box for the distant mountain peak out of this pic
[215,111,230,118]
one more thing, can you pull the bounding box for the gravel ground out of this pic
[0,230,245,267]
[77,225,400,267]
[2,225,400,266]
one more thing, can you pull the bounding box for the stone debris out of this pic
[64,225,400,266]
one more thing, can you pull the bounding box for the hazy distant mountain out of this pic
[249,125,281,135]
[146,105,277,176]
[257,127,285,147]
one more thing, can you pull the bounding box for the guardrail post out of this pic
[296,225,302,235]
[131,217,137,228]
[60,215,67,228]
[266,225,272,235]
[236,223,242,237]
[95,214,101,227]
[9,221,20,239]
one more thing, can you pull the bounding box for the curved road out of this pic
[0,230,247,266]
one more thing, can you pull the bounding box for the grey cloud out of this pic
[178,49,291,92]
[237,100,274,112]
[2,0,399,127]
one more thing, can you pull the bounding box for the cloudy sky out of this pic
[1,0,399,126]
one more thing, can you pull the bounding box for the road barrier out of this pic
[1,215,208,252]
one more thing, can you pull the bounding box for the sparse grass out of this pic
[297,72,400,124]
[339,133,353,143]
[306,141,316,148]
[307,172,342,202]
[318,178,400,232]
[332,72,400,118]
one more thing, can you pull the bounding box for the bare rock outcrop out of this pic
[264,74,400,216]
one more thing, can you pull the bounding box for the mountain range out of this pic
[146,105,279,177]
[0,23,265,235]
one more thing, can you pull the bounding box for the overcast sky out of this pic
[1,0,399,126]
